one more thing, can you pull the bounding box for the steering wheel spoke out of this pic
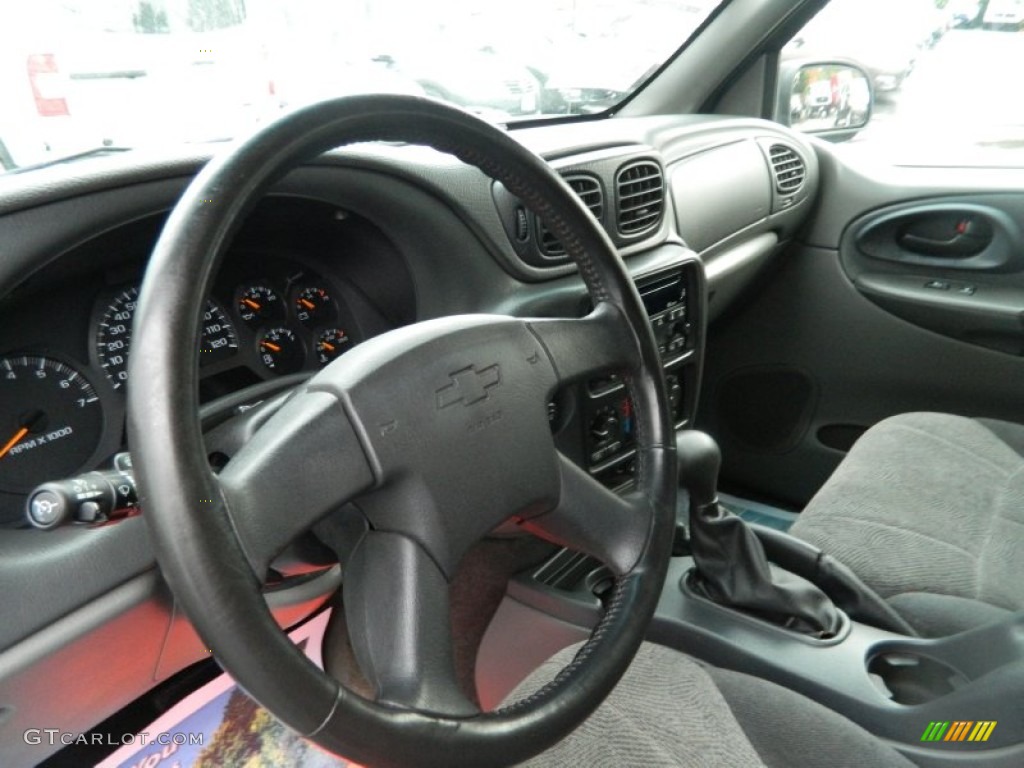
[522,453,652,577]
[344,530,479,717]
[527,304,640,392]
[216,388,376,579]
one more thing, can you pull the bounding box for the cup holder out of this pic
[867,651,969,705]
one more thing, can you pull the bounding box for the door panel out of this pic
[843,195,1024,354]
[698,165,1024,508]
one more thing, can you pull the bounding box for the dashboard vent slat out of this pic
[538,174,603,257]
[768,144,806,194]
[615,160,664,235]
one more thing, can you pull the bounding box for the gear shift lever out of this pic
[676,431,841,637]
[676,430,720,510]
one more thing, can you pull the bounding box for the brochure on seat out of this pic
[96,611,359,768]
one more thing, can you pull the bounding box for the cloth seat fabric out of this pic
[510,642,915,767]
[790,412,1024,636]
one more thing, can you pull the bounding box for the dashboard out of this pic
[0,119,819,528]
[0,111,822,766]
[0,111,820,609]
[0,196,414,522]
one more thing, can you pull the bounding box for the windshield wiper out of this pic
[5,146,133,175]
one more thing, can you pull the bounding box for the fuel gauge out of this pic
[316,328,353,366]
[237,285,283,328]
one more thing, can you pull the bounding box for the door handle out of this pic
[897,214,993,258]
[898,231,989,257]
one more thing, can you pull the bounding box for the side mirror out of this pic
[775,60,873,143]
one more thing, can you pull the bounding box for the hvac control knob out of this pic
[589,407,620,442]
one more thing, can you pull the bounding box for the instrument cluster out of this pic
[232,277,355,375]
[0,251,364,518]
[88,256,360,394]
[0,191,419,524]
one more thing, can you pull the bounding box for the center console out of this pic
[483,526,1024,767]
[554,258,705,492]
[480,257,1024,766]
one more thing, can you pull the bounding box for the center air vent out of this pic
[538,174,603,257]
[616,160,664,236]
[768,144,806,194]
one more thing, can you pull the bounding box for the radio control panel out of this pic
[578,260,705,489]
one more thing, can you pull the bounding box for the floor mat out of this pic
[718,492,799,532]
[96,611,358,768]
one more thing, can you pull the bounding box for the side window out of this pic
[778,0,1024,166]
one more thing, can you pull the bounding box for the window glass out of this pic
[0,0,725,172]
[784,0,1024,166]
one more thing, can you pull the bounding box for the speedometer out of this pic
[96,287,238,389]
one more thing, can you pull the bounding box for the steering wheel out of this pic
[127,95,676,768]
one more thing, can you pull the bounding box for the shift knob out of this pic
[676,430,721,507]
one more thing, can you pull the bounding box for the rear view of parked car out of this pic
[0,4,277,170]
[983,0,1024,29]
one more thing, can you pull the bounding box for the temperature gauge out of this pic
[316,328,353,366]
[258,328,304,374]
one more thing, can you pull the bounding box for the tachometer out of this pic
[0,356,104,493]
[96,286,238,388]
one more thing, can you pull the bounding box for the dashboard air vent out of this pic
[615,160,664,235]
[768,144,806,194]
[539,174,603,257]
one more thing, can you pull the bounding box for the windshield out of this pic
[0,0,725,172]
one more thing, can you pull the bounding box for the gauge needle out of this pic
[0,410,43,460]
[0,426,29,460]
[321,341,336,352]
[261,341,282,353]
[300,298,316,310]
[243,299,261,310]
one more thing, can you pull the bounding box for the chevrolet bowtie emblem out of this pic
[436,364,501,409]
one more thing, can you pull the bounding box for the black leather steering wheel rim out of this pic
[128,95,676,768]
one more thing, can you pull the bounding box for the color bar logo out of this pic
[921,721,997,743]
